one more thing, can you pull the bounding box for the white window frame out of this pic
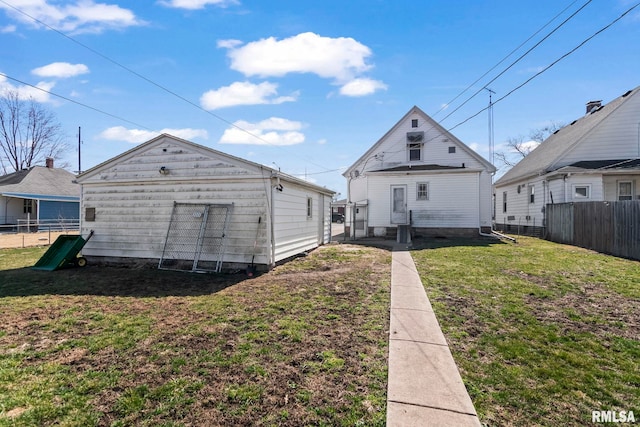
[307,197,313,218]
[416,182,429,201]
[618,181,633,201]
[502,191,507,213]
[572,184,591,200]
[407,143,422,162]
[528,185,535,204]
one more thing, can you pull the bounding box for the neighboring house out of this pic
[343,106,496,240]
[0,158,79,230]
[75,134,334,272]
[494,85,640,235]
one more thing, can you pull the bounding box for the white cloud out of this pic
[0,0,145,34]
[98,126,209,143]
[32,62,89,78]
[518,140,540,152]
[1,24,16,33]
[200,81,298,110]
[216,38,243,49]
[339,78,387,97]
[0,75,55,103]
[219,117,305,146]
[221,32,374,83]
[159,0,238,10]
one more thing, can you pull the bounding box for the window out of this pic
[408,143,422,161]
[618,181,633,201]
[307,197,313,218]
[416,182,429,200]
[448,146,456,154]
[502,191,507,213]
[573,185,590,199]
[23,199,33,214]
[85,207,96,222]
[411,119,418,128]
[528,185,535,204]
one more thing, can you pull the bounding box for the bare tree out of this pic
[495,121,565,170]
[0,90,69,174]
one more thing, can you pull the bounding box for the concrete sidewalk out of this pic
[387,245,482,427]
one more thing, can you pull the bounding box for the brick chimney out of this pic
[45,157,54,168]
[586,100,602,114]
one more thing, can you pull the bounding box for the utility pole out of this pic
[484,87,495,165]
[76,126,82,174]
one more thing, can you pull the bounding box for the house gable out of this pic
[344,106,495,178]
[77,134,264,184]
[553,88,640,168]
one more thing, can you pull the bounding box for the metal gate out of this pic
[158,202,233,273]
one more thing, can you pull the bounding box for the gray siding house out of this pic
[0,158,79,230]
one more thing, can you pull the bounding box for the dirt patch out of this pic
[0,230,79,249]
[526,281,640,341]
[0,244,391,426]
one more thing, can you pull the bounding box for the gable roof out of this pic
[343,105,495,177]
[76,133,335,195]
[0,166,79,200]
[494,85,640,186]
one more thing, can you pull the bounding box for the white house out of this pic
[75,134,334,272]
[494,85,640,235]
[343,106,496,240]
[0,158,79,230]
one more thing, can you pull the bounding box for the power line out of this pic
[446,1,640,133]
[366,0,640,162]
[0,0,334,173]
[0,72,151,130]
[432,0,582,118]
[439,0,594,124]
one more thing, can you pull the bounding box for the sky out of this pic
[1,0,639,198]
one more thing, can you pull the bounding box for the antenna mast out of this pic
[484,87,496,165]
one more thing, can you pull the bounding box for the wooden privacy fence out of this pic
[546,201,640,261]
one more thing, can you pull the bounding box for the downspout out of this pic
[478,170,497,238]
[269,175,276,269]
[344,174,352,242]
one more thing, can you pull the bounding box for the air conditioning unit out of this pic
[406,131,424,142]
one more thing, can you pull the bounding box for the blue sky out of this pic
[1,0,639,198]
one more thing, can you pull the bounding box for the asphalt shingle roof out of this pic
[494,85,640,186]
[0,166,79,198]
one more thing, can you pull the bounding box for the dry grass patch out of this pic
[0,244,390,426]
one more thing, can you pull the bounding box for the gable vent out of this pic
[406,131,424,143]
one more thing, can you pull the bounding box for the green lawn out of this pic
[411,236,640,426]
[0,244,390,426]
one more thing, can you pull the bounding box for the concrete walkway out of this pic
[387,244,482,427]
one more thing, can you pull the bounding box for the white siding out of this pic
[367,171,480,228]
[603,175,640,201]
[496,174,608,228]
[353,111,488,174]
[80,180,270,266]
[272,181,328,262]
[496,177,546,228]
[559,92,640,165]
[78,135,334,268]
